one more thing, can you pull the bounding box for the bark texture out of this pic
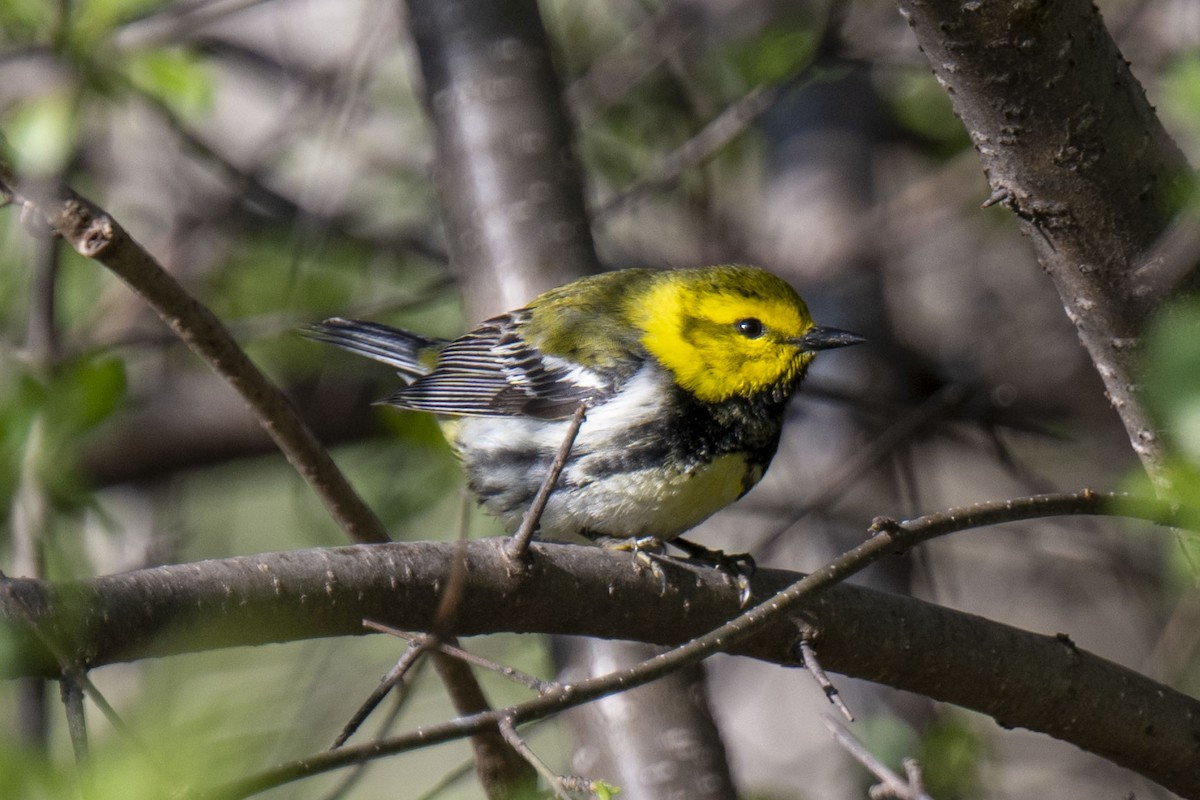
[2,541,1198,796]
[406,0,600,316]
[895,0,1193,482]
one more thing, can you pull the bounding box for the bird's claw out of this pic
[670,538,756,606]
[596,535,670,590]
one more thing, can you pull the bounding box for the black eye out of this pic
[735,318,765,339]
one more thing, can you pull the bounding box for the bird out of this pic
[304,265,862,555]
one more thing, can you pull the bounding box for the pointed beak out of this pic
[792,325,866,352]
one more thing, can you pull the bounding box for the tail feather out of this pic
[302,317,442,380]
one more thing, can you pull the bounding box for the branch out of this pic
[405,0,601,317]
[0,165,390,544]
[2,492,1198,797]
[823,716,933,800]
[893,0,1193,485]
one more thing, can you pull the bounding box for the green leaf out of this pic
[1163,52,1200,136]
[49,355,128,435]
[594,779,622,799]
[1144,300,1200,466]
[4,91,78,176]
[124,47,214,118]
[0,0,53,40]
[725,25,820,87]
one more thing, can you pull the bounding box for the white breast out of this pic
[449,365,754,540]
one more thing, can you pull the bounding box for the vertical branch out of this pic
[894,0,1192,486]
[11,225,62,752]
[405,0,601,318]
[402,1,740,797]
[432,646,539,800]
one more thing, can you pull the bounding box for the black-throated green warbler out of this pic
[305,265,861,547]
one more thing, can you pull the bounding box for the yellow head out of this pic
[632,265,860,403]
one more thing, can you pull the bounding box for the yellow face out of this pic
[634,267,816,403]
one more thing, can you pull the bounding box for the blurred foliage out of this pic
[3,90,80,176]
[0,354,126,525]
[915,716,985,800]
[0,0,54,41]
[1162,51,1200,158]
[1144,300,1200,468]
[856,711,983,800]
[883,69,973,156]
[71,0,173,48]
[1138,297,1200,582]
[123,47,214,118]
[723,24,822,88]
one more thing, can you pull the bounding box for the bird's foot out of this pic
[591,534,670,589]
[670,537,756,606]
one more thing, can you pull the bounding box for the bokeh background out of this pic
[2,1,1200,798]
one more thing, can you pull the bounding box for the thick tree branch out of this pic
[894,0,1194,484]
[2,492,1199,796]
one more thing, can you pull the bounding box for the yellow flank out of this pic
[633,268,815,403]
[650,452,757,531]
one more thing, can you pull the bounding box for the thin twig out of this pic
[594,6,847,219]
[320,654,431,800]
[411,757,476,800]
[332,637,430,749]
[0,162,391,545]
[365,621,553,693]
[595,82,787,218]
[902,760,928,799]
[798,631,853,721]
[565,5,694,123]
[214,489,1172,798]
[0,578,172,783]
[505,401,588,562]
[757,383,971,555]
[496,716,575,800]
[822,715,933,800]
[60,676,88,763]
[435,487,536,796]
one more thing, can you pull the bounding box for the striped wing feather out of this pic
[389,311,614,419]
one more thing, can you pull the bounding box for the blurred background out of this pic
[2,1,1200,798]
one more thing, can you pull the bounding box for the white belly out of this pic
[443,366,759,540]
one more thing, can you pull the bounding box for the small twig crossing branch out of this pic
[59,677,88,764]
[331,636,429,749]
[367,622,552,693]
[497,716,576,800]
[798,631,853,721]
[505,401,588,562]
